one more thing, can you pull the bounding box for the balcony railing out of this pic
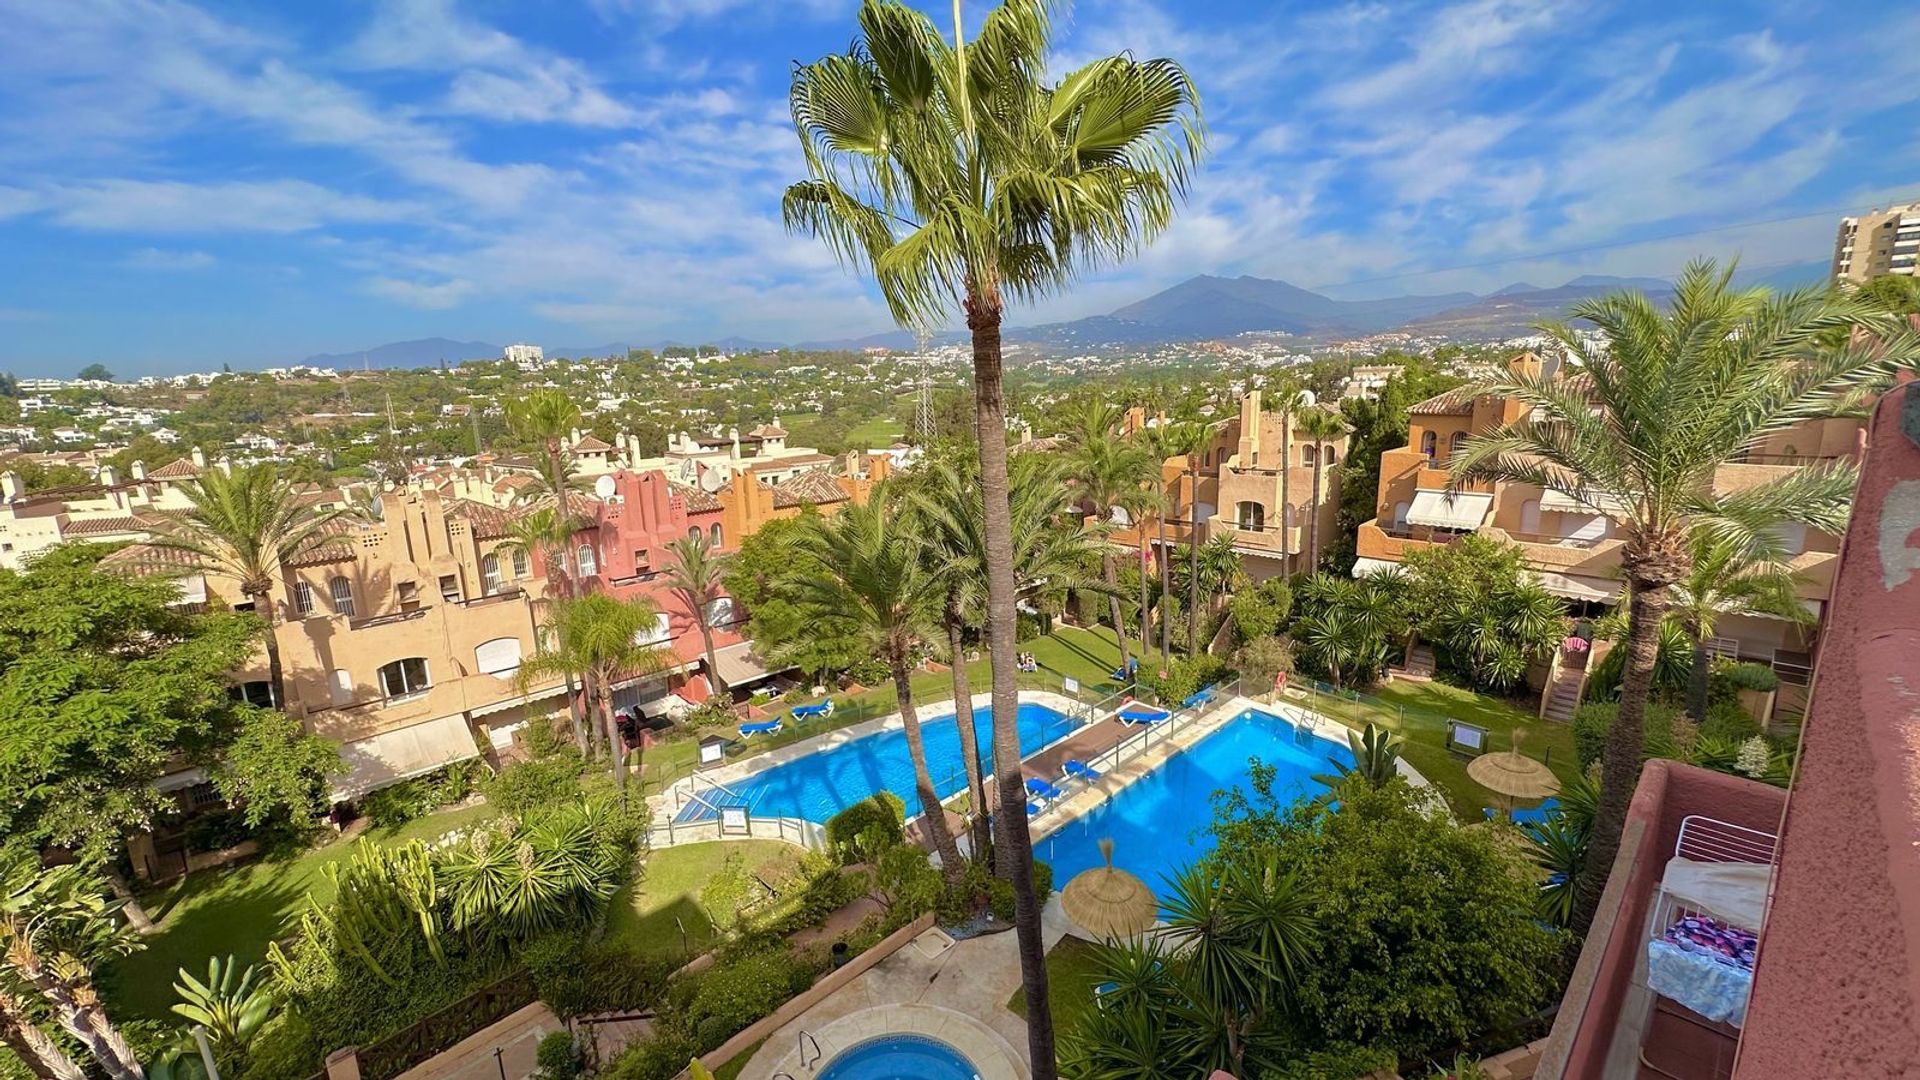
[1728,451,1849,467]
[349,607,431,631]
[1500,529,1614,550]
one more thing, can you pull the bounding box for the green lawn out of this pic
[604,840,799,960]
[1005,935,1107,1031]
[1300,679,1580,818]
[100,803,498,1020]
[710,1038,766,1080]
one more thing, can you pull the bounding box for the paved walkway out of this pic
[392,1004,559,1080]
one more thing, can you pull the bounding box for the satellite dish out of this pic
[594,475,616,498]
[700,469,727,493]
[1298,390,1318,407]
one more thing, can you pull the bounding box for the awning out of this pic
[1534,571,1622,603]
[1406,490,1493,531]
[468,681,566,718]
[711,640,789,687]
[1352,557,1400,578]
[154,766,209,793]
[637,693,694,719]
[333,714,481,801]
[1541,487,1633,515]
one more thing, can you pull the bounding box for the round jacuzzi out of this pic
[815,1034,982,1080]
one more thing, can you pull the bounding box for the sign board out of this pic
[698,736,726,766]
[1445,720,1488,756]
[720,807,749,835]
[1062,676,1081,697]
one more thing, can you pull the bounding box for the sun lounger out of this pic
[1025,777,1067,802]
[1063,760,1102,783]
[1026,800,1044,817]
[738,719,783,738]
[791,700,833,721]
[1116,704,1172,726]
[1182,687,1216,710]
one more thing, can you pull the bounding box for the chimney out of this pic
[1238,389,1262,467]
[217,456,233,475]
[131,459,147,482]
[730,427,741,460]
[190,446,207,469]
[1,471,21,502]
[97,465,117,490]
[570,428,582,445]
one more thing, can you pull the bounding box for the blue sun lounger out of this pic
[1182,687,1216,710]
[1026,800,1044,817]
[1063,760,1101,783]
[791,701,833,721]
[1025,777,1067,802]
[738,718,782,739]
[1117,704,1172,726]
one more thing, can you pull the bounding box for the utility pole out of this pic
[914,328,936,444]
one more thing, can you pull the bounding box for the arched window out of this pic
[576,544,598,577]
[1303,444,1319,467]
[1235,501,1265,530]
[1419,430,1438,461]
[293,580,315,616]
[377,657,430,699]
[328,575,355,618]
[1447,431,1468,462]
[710,522,723,548]
[511,548,530,579]
[687,526,702,541]
[1324,446,1338,466]
[480,552,503,595]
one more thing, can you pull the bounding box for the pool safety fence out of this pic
[1081,677,1247,782]
[646,804,828,852]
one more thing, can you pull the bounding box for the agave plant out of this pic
[1314,723,1403,791]
[171,955,273,1049]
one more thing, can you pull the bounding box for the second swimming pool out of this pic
[681,701,1079,824]
[1035,708,1353,901]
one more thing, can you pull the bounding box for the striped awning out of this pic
[332,714,481,800]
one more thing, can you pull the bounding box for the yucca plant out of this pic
[171,956,272,1050]
[1318,723,1404,791]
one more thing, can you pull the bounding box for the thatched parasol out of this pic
[1060,839,1159,939]
[1468,730,1560,812]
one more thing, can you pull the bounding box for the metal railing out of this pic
[1077,676,1245,781]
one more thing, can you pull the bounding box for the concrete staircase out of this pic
[1541,648,1590,723]
[1393,642,1436,681]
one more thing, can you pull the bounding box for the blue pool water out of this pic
[682,702,1078,824]
[1036,709,1353,902]
[817,1035,979,1080]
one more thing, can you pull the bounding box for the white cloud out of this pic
[1319,0,1564,113]
[123,247,216,269]
[367,276,474,309]
[50,180,412,233]
[341,0,518,70]
[445,63,640,127]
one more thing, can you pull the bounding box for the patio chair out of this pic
[1063,760,1102,783]
[1025,777,1067,803]
[738,718,783,739]
[1116,703,1172,726]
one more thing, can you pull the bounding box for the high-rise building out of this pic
[1832,202,1920,284]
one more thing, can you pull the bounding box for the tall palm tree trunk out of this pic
[700,624,720,698]
[967,296,1056,1078]
[1573,578,1672,933]
[945,604,990,864]
[1135,533,1152,665]
[1103,552,1131,673]
[1186,457,1201,657]
[1684,617,1711,722]
[1158,516,1172,659]
[259,600,288,709]
[890,647,964,882]
[545,437,591,754]
[1308,445,1324,571]
[595,675,626,799]
[1281,407,1293,574]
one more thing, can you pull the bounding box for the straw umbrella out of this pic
[1468,730,1560,816]
[1060,839,1160,939]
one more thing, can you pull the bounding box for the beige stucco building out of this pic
[1832,202,1920,284]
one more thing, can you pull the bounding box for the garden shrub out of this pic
[534,1031,580,1080]
[1015,610,1044,642]
[1142,653,1231,707]
[986,860,1054,921]
[1230,577,1293,643]
[1720,661,1779,694]
[1260,1042,1397,1080]
[358,761,480,827]
[523,932,673,1019]
[824,792,905,864]
[1699,699,1761,743]
[684,696,736,730]
[871,843,942,926]
[602,1031,699,1080]
[1572,700,1685,770]
[483,753,583,817]
[681,948,808,1052]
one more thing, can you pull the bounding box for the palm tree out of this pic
[787,494,966,880]
[1138,420,1184,660]
[1194,534,1246,613]
[662,532,731,693]
[911,448,1110,867]
[504,390,581,521]
[1268,381,1308,573]
[1294,408,1347,573]
[1162,420,1215,657]
[1670,527,1811,723]
[516,593,668,799]
[1449,260,1905,934]
[785,3,1204,1059]
[151,463,345,707]
[497,507,594,756]
[1064,407,1158,673]
[0,862,145,1080]
[1120,482,1167,662]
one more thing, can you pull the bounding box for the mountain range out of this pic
[302,259,1830,365]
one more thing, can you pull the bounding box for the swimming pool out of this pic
[1036,708,1353,901]
[680,701,1079,824]
[817,1034,979,1080]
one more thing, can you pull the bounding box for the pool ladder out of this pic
[799,1029,823,1070]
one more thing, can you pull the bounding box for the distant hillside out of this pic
[303,338,500,369]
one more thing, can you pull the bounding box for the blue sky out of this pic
[1,0,1917,376]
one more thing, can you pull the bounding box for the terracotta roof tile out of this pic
[148,457,201,480]
[99,543,203,577]
[1408,386,1477,417]
[669,481,723,514]
[446,498,516,540]
[62,515,145,537]
[572,435,613,452]
[772,469,847,509]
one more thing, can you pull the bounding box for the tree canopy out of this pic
[0,545,338,865]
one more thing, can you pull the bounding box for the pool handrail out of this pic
[798,1029,822,1070]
